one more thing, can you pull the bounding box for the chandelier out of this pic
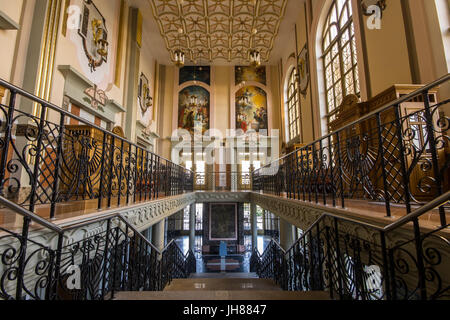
[174,49,185,68]
[174,27,185,67]
[249,50,261,67]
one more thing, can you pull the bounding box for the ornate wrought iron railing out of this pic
[194,172,252,191]
[251,191,450,300]
[253,74,450,226]
[0,195,196,300]
[0,78,194,219]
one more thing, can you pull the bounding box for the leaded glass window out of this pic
[322,0,360,121]
[286,67,300,141]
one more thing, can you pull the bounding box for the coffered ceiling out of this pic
[147,0,289,64]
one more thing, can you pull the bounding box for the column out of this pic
[250,203,258,251]
[124,7,141,139]
[152,219,165,251]
[279,218,295,250]
[189,203,196,252]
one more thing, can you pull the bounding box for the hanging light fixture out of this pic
[249,49,261,68]
[174,49,185,67]
[249,27,261,68]
[174,27,185,68]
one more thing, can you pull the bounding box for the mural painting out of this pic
[178,86,210,134]
[235,66,266,85]
[179,66,211,85]
[235,86,268,133]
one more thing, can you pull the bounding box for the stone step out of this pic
[114,290,331,300]
[190,272,259,279]
[164,278,282,291]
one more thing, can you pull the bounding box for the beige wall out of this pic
[2,0,448,157]
[0,0,25,83]
[277,0,449,147]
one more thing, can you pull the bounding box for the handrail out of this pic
[0,78,192,173]
[384,190,450,232]
[254,73,450,174]
[0,196,63,233]
[282,190,450,253]
[0,194,173,255]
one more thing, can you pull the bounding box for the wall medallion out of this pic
[138,73,152,114]
[78,0,109,72]
[297,45,310,96]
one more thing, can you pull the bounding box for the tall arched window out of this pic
[322,0,360,120]
[286,67,300,142]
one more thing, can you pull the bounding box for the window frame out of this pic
[286,67,301,142]
[321,0,360,122]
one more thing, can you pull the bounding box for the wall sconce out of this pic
[92,19,108,57]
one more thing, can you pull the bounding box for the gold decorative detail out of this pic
[84,85,108,111]
[79,1,109,72]
[33,0,62,117]
[139,73,153,113]
[112,126,126,138]
[149,0,288,63]
[136,9,143,48]
[114,0,126,87]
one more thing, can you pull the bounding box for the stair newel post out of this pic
[126,143,132,204]
[328,135,336,207]
[388,248,397,300]
[316,222,324,291]
[335,132,345,208]
[379,231,391,300]
[334,217,344,299]
[97,132,107,209]
[376,112,391,217]
[110,225,120,299]
[15,216,30,300]
[107,136,115,208]
[117,139,124,207]
[29,104,47,213]
[0,91,16,197]
[101,218,111,300]
[325,225,334,299]
[49,232,64,300]
[422,91,446,226]
[50,114,65,219]
[413,218,427,300]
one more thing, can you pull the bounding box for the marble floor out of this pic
[173,235,273,274]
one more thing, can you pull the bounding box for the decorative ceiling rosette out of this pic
[148,0,288,64]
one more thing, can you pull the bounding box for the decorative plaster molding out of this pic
[195,191,251,203]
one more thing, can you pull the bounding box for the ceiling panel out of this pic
[148,0,288,64]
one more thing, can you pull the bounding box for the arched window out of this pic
[286,67,300,142]
[322,0,360,120]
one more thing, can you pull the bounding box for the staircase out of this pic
[114,273,330,300]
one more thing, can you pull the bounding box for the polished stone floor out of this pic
[173,235,273,274]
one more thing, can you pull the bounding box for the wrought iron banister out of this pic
[251,190,450,300]
[0,78,194,220]
[0,194,195,300]
[255,73,450,170]
[252,74,450,226]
